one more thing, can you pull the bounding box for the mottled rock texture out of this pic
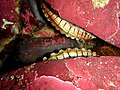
[0,0,16,26]
[0,57,120,90]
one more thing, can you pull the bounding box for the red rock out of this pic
[0,56,120,90]
[47,0,120,47]
[0,0,16,42]
[19,36,78,64]
[0,0,16,26]
[25,76,80,90]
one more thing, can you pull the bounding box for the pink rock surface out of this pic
[47,0,120,47]
[25,76,80,90]
[0,56,120,90]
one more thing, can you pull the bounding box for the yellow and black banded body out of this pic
[40,0,96,41]
[43,48,97,61]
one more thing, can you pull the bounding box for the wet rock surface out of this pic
[0,56,120,90]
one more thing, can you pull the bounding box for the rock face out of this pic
[19,36,78,64]
[47,0,120,48]
[0,0,16,27]
[0,56,120,90]
[0,0,17,52]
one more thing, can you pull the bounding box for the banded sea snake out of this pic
[30,0,120,61]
